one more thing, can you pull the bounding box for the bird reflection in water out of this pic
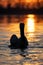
[9,23,28,53]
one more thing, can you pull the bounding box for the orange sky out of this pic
[0,0,43,8]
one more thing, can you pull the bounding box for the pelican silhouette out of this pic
[9,23,28,50]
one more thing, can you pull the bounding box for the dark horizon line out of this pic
[0,6,43,15]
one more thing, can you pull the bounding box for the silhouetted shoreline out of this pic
[0,7,43,15]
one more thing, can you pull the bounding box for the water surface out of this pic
[0,14,43,65]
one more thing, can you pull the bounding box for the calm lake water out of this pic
[0,14,43,65]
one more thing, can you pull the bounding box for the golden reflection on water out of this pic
[23,62,39,65]
[27,14,35,32]
[26,14,36,42]
[27,15,35,32]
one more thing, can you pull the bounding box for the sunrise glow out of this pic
[0,0,43,8]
